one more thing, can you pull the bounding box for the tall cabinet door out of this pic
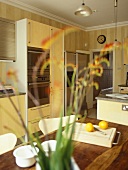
[50,27,64,117]
[27,19,50,49]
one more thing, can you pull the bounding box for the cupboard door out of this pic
[123,37,128,65]
[50,27,64,117]
[0,95,26,138]
[28,105,50,133]
[50,89,64,118]
[50,27,64,90]
[27,19,50,49]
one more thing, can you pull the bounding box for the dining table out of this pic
[0,117,128,170]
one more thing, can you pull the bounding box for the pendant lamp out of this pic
[74,0,92,17]
[113,0,121,47]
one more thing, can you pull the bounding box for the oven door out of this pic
[28,82,50,108]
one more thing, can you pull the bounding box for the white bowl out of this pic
[13,145,38,168]
[41,140,57,156]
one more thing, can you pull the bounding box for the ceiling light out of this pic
[113,0,121,47]
[74,1,92,17]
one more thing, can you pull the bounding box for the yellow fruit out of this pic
[99,120,108,130]
[85,123,94,132]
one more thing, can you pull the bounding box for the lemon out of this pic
[99,120,108,130]
[85,123,94,132]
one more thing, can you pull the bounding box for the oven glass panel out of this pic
[27,47,50,83]
[28,47,50,70]
[28,83,50,108]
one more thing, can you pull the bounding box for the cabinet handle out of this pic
[28,82,50,86]
[28,22,31,44]
[30,105,50,110]
[31,118,41,124]
[113,131,121,145]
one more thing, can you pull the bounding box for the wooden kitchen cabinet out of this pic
[50,27,64,117]
[7,19,64,136]
[0,95,26,138]
[50,27,64,89]
[123,37,128,65]
[50,89,64,118]
[28,105,50,133]
[97,98,128,126]
[27,19,50,49]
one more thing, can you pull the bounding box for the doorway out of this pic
[93,50,113,106]
[87,50,113,119]
[64,50,90,116]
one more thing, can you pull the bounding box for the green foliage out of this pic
[28,111,76,170]
[1,46,110,169]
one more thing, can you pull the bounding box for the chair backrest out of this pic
[39,115,76,135]
[0,133,17,155]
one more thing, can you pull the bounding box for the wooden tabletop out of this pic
[0,117,128,170]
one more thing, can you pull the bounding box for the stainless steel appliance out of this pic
[27,47,50,108]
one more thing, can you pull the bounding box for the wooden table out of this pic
[0,118,128,170]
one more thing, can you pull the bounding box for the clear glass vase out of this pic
[36,157,80,170]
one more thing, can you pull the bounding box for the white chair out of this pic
[39,115,77,135]
[0,133,17,155]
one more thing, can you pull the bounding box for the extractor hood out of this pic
[0,17,15,61]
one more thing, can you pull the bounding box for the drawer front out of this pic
[28,105,50,121]
[28,121,40,134]
[119,87,128,94]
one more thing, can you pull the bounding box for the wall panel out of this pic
[0,2,87,52]
[88,26,128,91]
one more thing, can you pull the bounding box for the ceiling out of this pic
[2,0,128,30]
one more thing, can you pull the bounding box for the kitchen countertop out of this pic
[118,84,128,87]
[0,92,26,98]
[96,92,128,103]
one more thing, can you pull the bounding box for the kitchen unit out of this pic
[27,20,50,49]
[118,84,128,94]
[6,18,64,134]
[50,26,64,118]
[96,93,128,126]
[28,105,50,134]
[0,94,26,137]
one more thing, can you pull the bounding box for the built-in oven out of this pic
[27,47,50,108]
[28,82,50,108]
[27,47,50,82]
